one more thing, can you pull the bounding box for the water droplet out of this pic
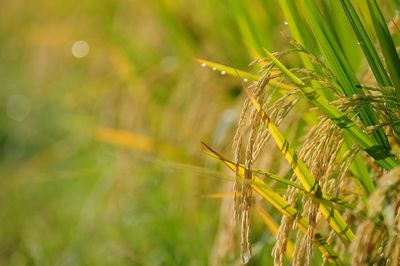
[242,254,250,264]
[212,67,217,71]
[243,78,248,83]
[220,71,226,75]
[362,130,367,133]
[201,63,206,67]
[357,41,361,45]
[284,20,288,25]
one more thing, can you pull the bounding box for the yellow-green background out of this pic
[0,0,301,265]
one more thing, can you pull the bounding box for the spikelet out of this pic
[233,68,271,263]
[351,221,375,265]
[272,215,295,266]
[334,84,400,145]
[233,55,303,263]
[272,174,298,266]
[351,168,400,265]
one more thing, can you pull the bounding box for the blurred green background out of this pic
[0,0,291,265]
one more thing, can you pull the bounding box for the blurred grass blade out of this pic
[95,127,185,159]
[199,192,238,199]
[231,0,265,57]
[95,127,155,153]
[367,0,400,92]
[202,142,342,265]
[151,0,195,57]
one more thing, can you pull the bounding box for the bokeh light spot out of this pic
[71,40,90,58]
[6,94,31,121]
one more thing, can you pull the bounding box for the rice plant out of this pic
[202,0,400,265]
